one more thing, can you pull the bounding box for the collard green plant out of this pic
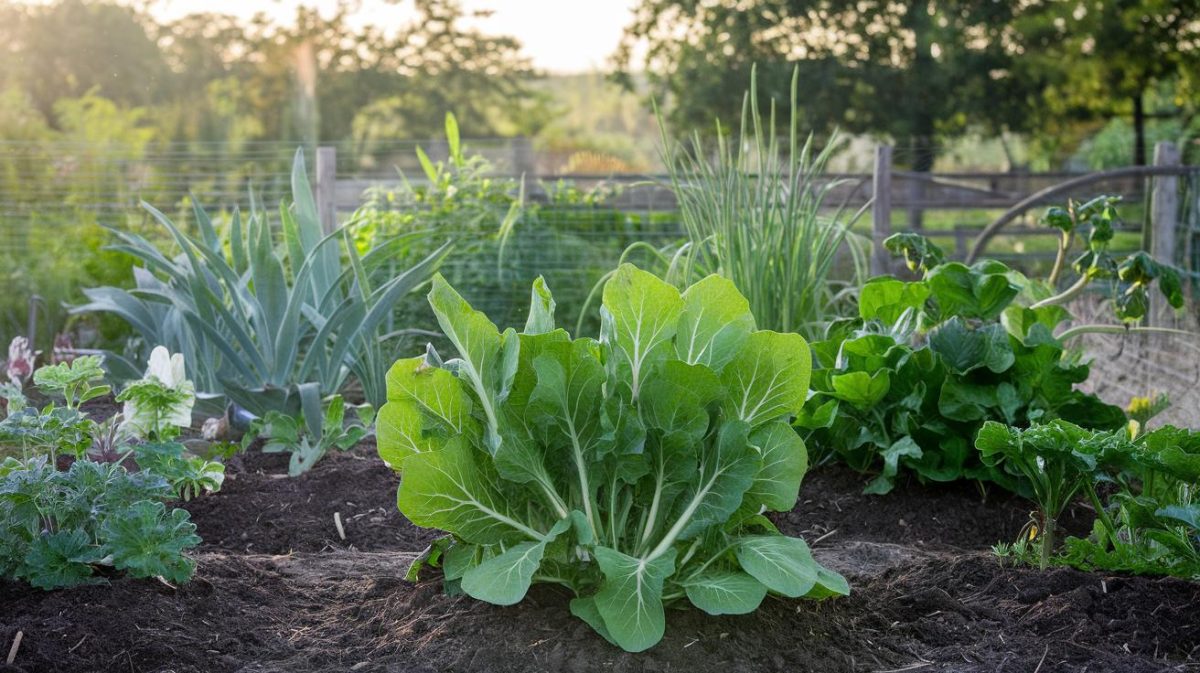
[378,265,846,652]
[799,248,1125,494]
[0,456,201,588]
[75,149,451,417]
[242,394,372,476]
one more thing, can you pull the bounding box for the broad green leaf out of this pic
[529,340,606,459]
[529,339,607,528]
[929,319,1014,374]
[938,379,997,422]
[460,518,571,606]
[743,421,808,512]
[1156,504,1200,532]
[674,420,759,540]
[830,370,890,409]
[735,534,829,598]
[926,262,1019,321]
[675,275,755,370]
[858,277,930,326]
[640,360,723,449]
[592,546,677,652]
[397,441,542,545]
[377,357,477,468]
[569,597,619,647]
[684,570,768,615]
[721,331,811,427]
[524,276,556,334]
[601,264,683,400]
[428,275,507,448]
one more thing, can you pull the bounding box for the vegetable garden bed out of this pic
[2,439,1196,673]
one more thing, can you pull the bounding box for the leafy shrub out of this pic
[75,149,450,417]
[0,456,201,588]
[378,265,845,652]
[799,249,1125,494]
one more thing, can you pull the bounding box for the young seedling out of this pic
[33,355,110,411]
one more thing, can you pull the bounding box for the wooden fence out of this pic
[312,141,1197,275]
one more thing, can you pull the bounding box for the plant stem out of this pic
[1031,274,1091,310]
[1056,324,1194,342]
[1039,515,1056,570]
[1047,231,1073,286]
[1083,482,1116,544]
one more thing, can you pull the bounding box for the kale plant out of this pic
[0,456,201,588]
[378,266,846,652]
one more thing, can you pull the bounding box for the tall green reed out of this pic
[583,66,868,340]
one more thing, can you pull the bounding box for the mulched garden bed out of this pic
[2,444,1197,673]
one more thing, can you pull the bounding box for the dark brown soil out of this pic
[182,441,441,555]
[2,443,1197,673]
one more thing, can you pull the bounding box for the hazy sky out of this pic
[150,0,641,74]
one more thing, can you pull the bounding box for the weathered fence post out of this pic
[315,146,337,235]
[1148,141,1182,325]
[511,137,535,176]
[1148,141,1180,265]
[872,145,893,276]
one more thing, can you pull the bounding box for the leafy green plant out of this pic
[0,381,27,417]
[798,248,1125,494]
[978,420,1200,578]
[1031,195,1184,333]
[378,266,846,652]
[584,66,867,341]
[132,442,225,501]
[116,346,195,441]
[75,149,451,417]
[242,394,372,476]
[357,112,630,334]
[0,456,201,588]
[32,355,110,411]
[0,406,94,463]
[975,421,1118,568]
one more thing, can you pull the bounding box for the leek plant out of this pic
[584,67,868,341]
[75,149,451,418]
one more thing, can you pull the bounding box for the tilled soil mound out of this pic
[2,446,1197,673]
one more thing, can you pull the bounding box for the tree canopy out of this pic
[0,0,546,146]
[615,0,1200,167]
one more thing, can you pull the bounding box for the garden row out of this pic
[1,92,1198,668]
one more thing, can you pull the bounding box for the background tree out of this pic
[614,0,1043,171]
[1016,0,1200,165]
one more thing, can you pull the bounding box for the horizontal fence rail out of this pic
[0,138,1195,344]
